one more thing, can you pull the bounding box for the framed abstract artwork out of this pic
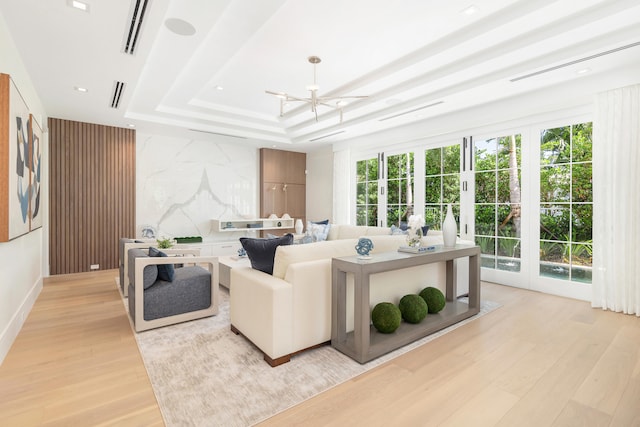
[0,73,32,241]
[29,114,43,231]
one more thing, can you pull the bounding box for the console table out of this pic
[331,244,480,363]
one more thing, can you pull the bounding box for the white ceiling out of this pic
[1,0,640,149]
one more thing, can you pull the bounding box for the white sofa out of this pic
[230,227,473,366]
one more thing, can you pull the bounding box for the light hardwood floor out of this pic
[1,270,638,426]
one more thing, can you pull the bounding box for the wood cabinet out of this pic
[260,149,306,235]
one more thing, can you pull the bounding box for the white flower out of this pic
[407,215,425,230]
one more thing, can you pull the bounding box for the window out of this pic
[356,158,378,226]
[539,122,592,283]
[424,145,460,229]
[475,134,522,271]
[386,153,414,226]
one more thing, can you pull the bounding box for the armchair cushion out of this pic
[130,266,212,321]
[142,265,159,289]
[149,247,175,282]
[240,233,294,275]
[128,248,159,289]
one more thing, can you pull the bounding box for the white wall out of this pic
[0,10,47,364]
[136,133,259,241]
[305,146,333,223]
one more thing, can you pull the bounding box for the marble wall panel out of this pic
[136,134,258,241]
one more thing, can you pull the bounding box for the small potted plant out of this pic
[156,236,175,249]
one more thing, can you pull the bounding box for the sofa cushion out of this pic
[149,247,175,282]
[328,225,392,240]
[273,239,358,279]
[241,233,294,275]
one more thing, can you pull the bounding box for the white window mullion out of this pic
[460,137,475,241]
[413,149,425,215]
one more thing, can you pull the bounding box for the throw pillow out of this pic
[240,233,294,275]
[149,247,175,282]
[390,225,408,235]
[307,221,330,242]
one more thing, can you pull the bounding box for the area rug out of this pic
[131,287,500,427]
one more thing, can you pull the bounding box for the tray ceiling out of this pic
[1,0,639,147]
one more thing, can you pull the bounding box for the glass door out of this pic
[386,152,415,227]
[535,121,592,300]
[355,157,379,226]
[472,132,528,287]
[355,151,415,227]
[424,144,460,230]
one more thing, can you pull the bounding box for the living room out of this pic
[1,0,640,425]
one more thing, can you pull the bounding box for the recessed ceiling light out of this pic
[68,0,89,12]
[214,85,224,91]
[74,86,88,93]
[461,5,479,15]
[128,124,136,128]
[576,68,591,75]
[165,18,196,36]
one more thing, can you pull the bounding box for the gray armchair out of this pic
[127,247,219,332]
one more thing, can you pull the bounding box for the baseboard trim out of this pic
[0,276,43,365]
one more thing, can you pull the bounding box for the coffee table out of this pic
[218,256,251,288]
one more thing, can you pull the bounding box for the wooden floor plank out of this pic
[1,271,638,426]
[0,270,163,427]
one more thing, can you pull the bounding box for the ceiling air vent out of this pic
[511,40,640,82]
[379,101,444,122]
[309,130,346,142]
[122,0,151,55]
[110,81,126,109]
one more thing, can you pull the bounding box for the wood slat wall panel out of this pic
[48,118,135,275]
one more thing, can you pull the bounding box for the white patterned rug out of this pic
[131,286,500,427]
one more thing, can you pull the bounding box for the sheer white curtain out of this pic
[592,84,640,315]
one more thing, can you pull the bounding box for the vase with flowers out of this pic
[406,214,425,248]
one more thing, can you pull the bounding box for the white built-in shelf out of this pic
[212,218,295,232]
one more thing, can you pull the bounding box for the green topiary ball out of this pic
[371,302,402,333]
[419,287,446,313]
[398,294,428,324]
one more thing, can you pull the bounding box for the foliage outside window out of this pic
[356,158,378,226]
[539,122,592,283]
[475,134,522,271]
[386,153,414,227]
[424,145,460,230]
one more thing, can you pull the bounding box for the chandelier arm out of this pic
[265,56,368,122]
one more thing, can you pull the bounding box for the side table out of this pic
[331,244,480,364]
